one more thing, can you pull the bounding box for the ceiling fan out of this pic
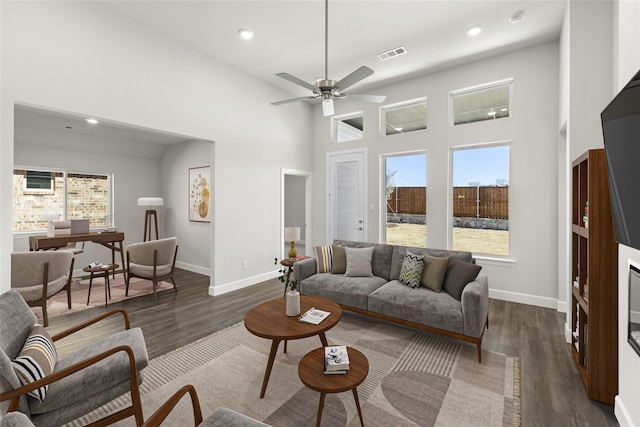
[271,0,386,116]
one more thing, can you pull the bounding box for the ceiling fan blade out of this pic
[271,95,319,106]
[335,66,374,91]
[342,93,386,103]
[275,73,318,92]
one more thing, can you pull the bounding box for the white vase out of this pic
[286,290,300,316]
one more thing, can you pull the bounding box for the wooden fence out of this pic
[387,186,509,219]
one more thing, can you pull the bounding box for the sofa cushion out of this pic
[443,258,483,300]
[398,251,425,289]
[300,273,387,310]
[389,246,473,281]
[11,325,57,402]
[333,240,393,280]
[421,254,450,292]
[314,246,333,273]
[345,247,374,277]
[330,245,347,274]
[368,281,464,335]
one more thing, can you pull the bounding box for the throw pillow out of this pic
[421,254,450,292]
[314,245,333,273]
[399,251,425,288]
[443,257,482,300]
[331,245,347,274]
[344,246,374,277]
[11,324,58,403]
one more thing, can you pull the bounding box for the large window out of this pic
[451,144,509,256]
[384,152,427,247]
[13,168,111,232]
[450,79,512,125]
[381,98,427,136]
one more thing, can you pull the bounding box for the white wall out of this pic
[613,1,640,425]
[0,1,312,295]
[161,140,213,276]
[310,42,561,307]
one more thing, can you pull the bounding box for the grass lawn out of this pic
[386,223,509,255]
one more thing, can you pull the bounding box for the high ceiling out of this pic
[102,0,566,97]
[14,1,567,154]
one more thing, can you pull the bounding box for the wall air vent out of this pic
[377,46,407,61]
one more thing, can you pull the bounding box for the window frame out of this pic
[331,111,364,144]
[449,78,514,126]
[13,166,113,233]
[379,97,428,136]
[448,141,511,258]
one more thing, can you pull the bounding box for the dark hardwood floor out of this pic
[47,269,618,426]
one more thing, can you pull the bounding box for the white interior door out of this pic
[328,150,366,242]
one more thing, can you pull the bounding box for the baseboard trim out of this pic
[615,395,634,427]
[556,300,568,314]
[489,288,558,309]
[210,270,281,296]
[175,261,210,276]
[564,322,572,344]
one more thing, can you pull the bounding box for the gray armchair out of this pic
[11,251,74,327]
[0,290,149,426]
[126,237,178,301]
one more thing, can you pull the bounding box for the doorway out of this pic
[328,150,366,242]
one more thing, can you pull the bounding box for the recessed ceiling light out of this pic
[237,29,254,40]
[501,108,508,112]
[85,118,98,124]
[510,11,525,24]
[394,127,403,132]
[487,111,497,116]
[467,25,483,37]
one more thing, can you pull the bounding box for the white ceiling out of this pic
[14,1,566,155]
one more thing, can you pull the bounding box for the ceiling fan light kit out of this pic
[271,0,385,116]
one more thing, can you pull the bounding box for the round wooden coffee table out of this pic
[244,295,342,398]
[83,263,118,307]
[298,346,369,427]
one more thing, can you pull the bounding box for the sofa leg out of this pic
[476,342,482,363]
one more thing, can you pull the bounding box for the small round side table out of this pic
[298,346,369,427]
[83,263,118,307]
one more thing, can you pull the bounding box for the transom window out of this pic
[13,168,112,232]
[450,79,513,125]
[381,98,427,136]
[332,112,363,143]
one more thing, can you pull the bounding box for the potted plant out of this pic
[275,257,300,316]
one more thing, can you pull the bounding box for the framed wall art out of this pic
[189,166,211,222]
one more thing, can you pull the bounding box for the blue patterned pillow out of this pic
[399,251,425,288]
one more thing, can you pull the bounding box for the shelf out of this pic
[572,224,589,238]
[572,286,589,314]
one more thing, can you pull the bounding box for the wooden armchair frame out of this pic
[141,384,203,427]
[0,309,145,427]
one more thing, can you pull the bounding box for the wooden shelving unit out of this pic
[570,149,618,404]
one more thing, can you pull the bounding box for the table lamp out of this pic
[137,197,163,241]
[284,226,301,259]
[42,211,59,237]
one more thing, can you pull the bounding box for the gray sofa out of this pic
[294,240,489,362]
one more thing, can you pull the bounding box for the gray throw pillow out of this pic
[331,245,347,274]
[443,257,482,300]
[344,246,374,277]
[421,254,450,292]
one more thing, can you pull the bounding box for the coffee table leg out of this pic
[87,273,94,305]
[260,339,281,398]
[319,332,328,347]
[353,387,364,427]
[316,392,326,427]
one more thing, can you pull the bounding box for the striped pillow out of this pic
[12,324,58,402]
[314,245,333,273]
[399,251,425,289]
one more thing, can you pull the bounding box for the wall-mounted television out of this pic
[600,69,640,251]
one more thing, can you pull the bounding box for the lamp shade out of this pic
[137,197,164,207]
[284,226,300,242]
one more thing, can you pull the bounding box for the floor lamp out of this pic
[137,197,163,241]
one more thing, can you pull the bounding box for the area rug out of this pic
[67,312,520,427]
[38,275,174,322]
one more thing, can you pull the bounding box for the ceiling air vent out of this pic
[377,46,407,61]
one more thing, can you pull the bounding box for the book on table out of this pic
[299,307,331,324]
[324,345,350,374]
